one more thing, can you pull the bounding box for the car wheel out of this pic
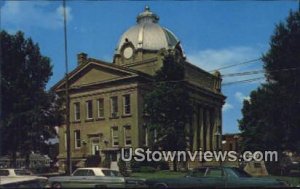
[154,183,168,189]
[52,182,62,189]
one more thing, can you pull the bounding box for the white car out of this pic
[0,168,33,177]
[0,168,48,188]
[48,167,146,188]
[0,176,48,188]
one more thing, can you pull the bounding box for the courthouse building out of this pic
[53,6,225,169]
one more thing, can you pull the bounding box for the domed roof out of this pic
[115,6,180,54]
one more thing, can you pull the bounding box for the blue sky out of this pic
[1,1,298,134]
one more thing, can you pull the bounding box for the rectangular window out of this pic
[111,127,119,146]
[110,96,118,117]
[74,130,81,149]
[86,100,93,119]
[74,102,80,121]
[97,98,104,118]
[124,125,132,146]
[123,94,131,115]
[64,132,67,149]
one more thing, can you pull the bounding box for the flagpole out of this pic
[63,0,72,175]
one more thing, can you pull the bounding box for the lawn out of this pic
[131,171,300,187]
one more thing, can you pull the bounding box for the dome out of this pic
[115,6,180,54]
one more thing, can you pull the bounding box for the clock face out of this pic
[123,47,133,59]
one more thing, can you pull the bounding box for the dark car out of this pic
[145,166,289,188]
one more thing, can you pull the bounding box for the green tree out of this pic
[144,51,193,171]
[0,31,61,167]
[239,11,300,154]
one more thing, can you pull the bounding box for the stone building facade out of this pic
[53,6,225,170]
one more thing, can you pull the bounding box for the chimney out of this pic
[77,52,87,65]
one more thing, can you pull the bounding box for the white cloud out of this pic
[1,1,73,30]
[186,46,265,83]
[222,102,234,112]
[186,46,260,72]
[235,92,250,103]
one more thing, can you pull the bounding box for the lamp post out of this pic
[214,128,222,166]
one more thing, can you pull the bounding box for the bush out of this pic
[130,157,169,172]
[31,166,51,174]
[118,159,130,177]
[101,158,111,168]
[139,166,156,173]
[86,155,101,167]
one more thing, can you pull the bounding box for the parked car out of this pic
[145,166,289,188]
[0,168,33,177]
[0,176,48,188]
[48,167,146,188]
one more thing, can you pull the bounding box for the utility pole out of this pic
[63,0,72,175]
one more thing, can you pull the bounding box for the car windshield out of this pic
[230,168,252,178]
[14,169,31,176]
[102,170,121,177]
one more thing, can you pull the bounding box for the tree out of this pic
[144,50,193,171]
[239,11,300,154]
[0,31,61,167]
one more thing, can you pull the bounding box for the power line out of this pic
[221,67,300,77]
[222,77,265,86]
[209,58,262,72]
[222,70,264,77]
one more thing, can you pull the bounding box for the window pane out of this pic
[15,169,31,175]
[123,95,131,115]
[111,97,118,116]
[73,170,86,176]
[97,99,104,118]
[124,126,131,146]
[0,170,9,176]
[75,130,81,148]
[86,100,93,119]
[112,127,119,146]
[74,102,80,120]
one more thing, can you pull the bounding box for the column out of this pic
[192,106,198,151]
[201,108,207,151]
[206,109,211,151]
[198,106,203,151]
[213,108,220,150]
[209,109,214,151]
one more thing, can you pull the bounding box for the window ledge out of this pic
[85,118,94,122]
[96,117,105,121]
[109,116,119,119]
[121,114,132,118]
[72,120,81,124]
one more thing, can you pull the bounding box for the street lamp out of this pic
[214,128,222,166]
[214,129,221,151]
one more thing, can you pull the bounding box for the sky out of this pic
[1,0,299,134]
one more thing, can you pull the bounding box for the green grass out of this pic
[131,170,186,179]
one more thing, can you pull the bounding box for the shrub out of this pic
[139,166,156,173]
[85,155,101,167]
[101,158,111,168]
[118,159,130,177]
